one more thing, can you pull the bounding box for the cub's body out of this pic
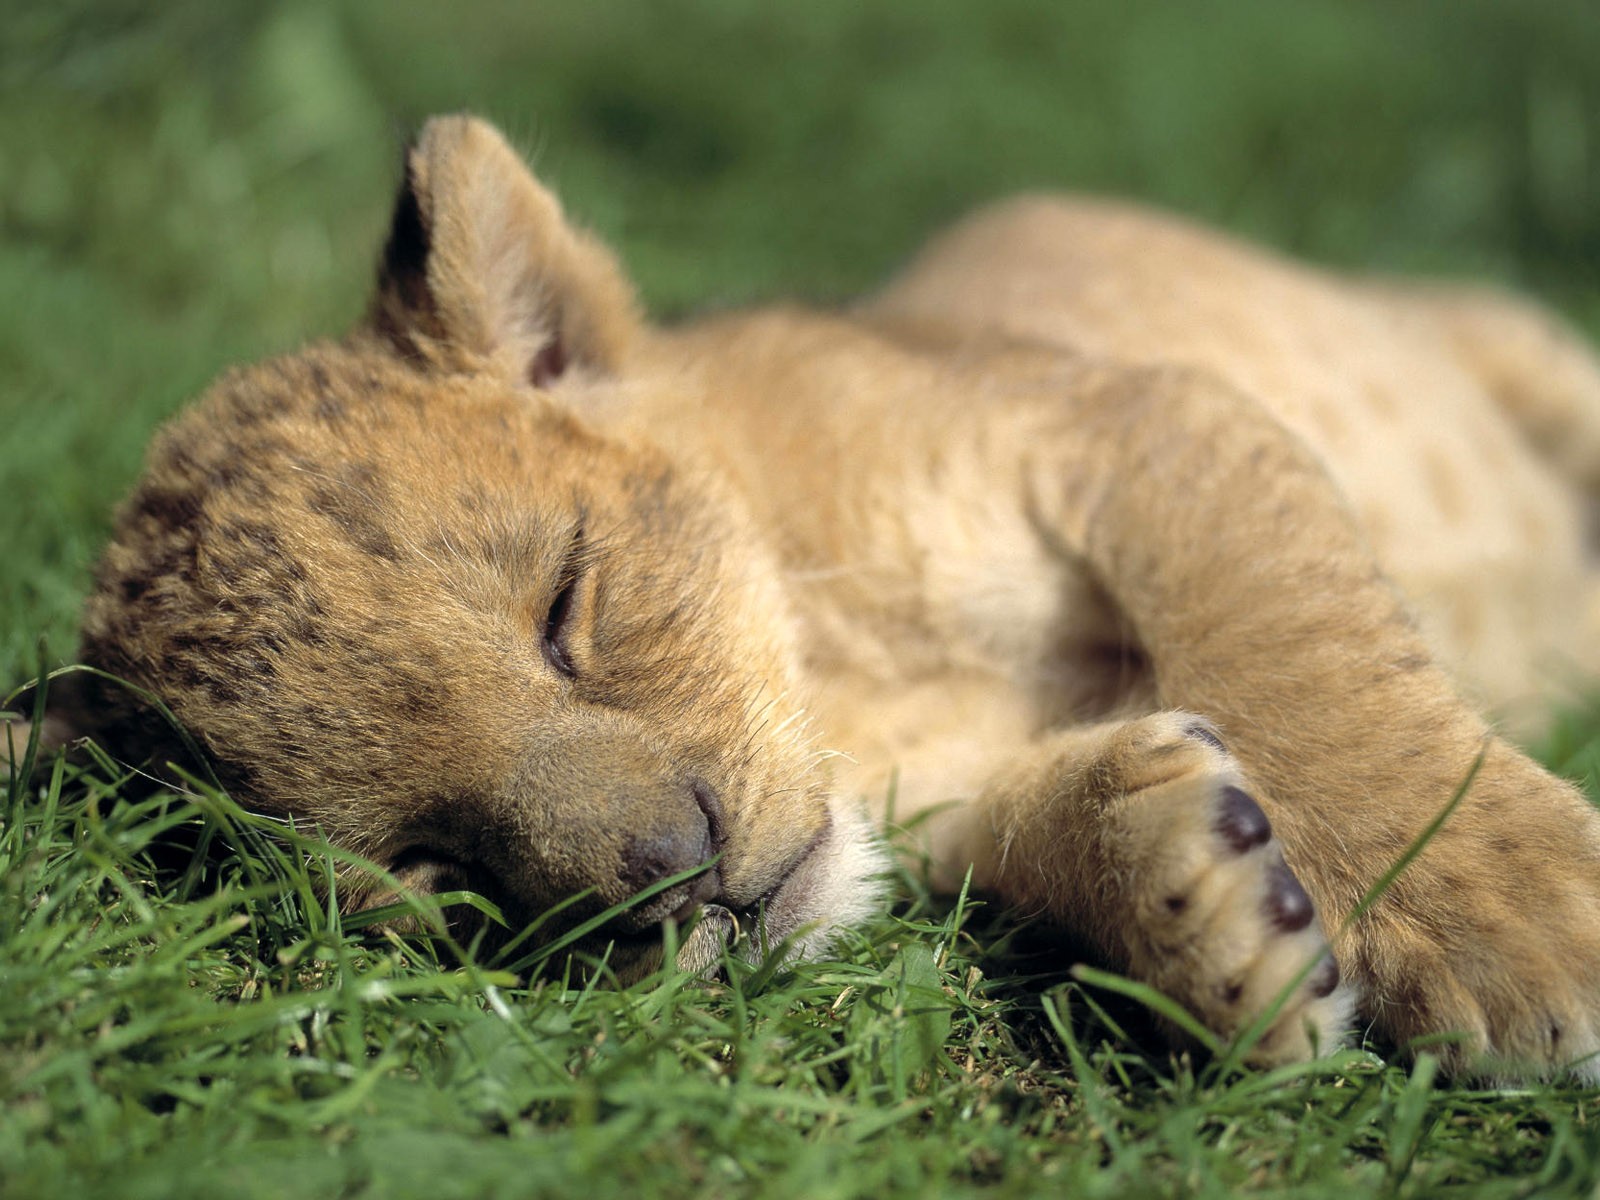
[636,196,1600,881]
[37,117,1600,1078]
[868,197,1600,725]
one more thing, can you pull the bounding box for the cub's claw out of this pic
[675,902,739,975]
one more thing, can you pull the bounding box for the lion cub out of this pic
[20,115,1600,1079]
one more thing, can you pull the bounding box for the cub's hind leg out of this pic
[930,711,1354,1065]
[1395,285,1600,685]
[1396,285,1600,494]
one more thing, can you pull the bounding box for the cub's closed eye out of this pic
[543,575,579,678]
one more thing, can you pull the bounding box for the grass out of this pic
[5,1,1600,1195]
[13,746,1600,1200]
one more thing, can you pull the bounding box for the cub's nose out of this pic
[617,779,725,908]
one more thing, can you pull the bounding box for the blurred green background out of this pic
[4,0,1600,682]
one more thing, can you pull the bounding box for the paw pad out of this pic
[1214,786,1272,852]
[1308,954,1341,999]
[1265,860,1315,932]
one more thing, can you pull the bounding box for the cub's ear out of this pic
[367,114,640,385]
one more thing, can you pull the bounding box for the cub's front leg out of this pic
[947,364,1600,1078]
[945,712,1353,1064]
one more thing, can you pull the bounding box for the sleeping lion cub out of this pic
[16,114,1600,1079]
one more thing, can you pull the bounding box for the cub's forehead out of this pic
[115,344,715,617]
[141,347,626,549]
[166,345,599,493]
[104,350,539,613]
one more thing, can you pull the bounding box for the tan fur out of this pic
[23,115,1600,1078]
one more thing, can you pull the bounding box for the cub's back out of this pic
[863,195,1600,724]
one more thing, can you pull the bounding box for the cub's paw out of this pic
[1353,746,1600,1083]
[1099,714,1357,1065]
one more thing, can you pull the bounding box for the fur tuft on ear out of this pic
[367,114,641,385]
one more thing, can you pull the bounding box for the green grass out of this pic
[6,1,1600,1195]
[12,745,1600,1200]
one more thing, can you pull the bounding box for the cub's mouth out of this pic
[674,817,835,975]
[677,805,887,975]
[378,805,883,980]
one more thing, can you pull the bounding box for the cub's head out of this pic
[66,115,882,974]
